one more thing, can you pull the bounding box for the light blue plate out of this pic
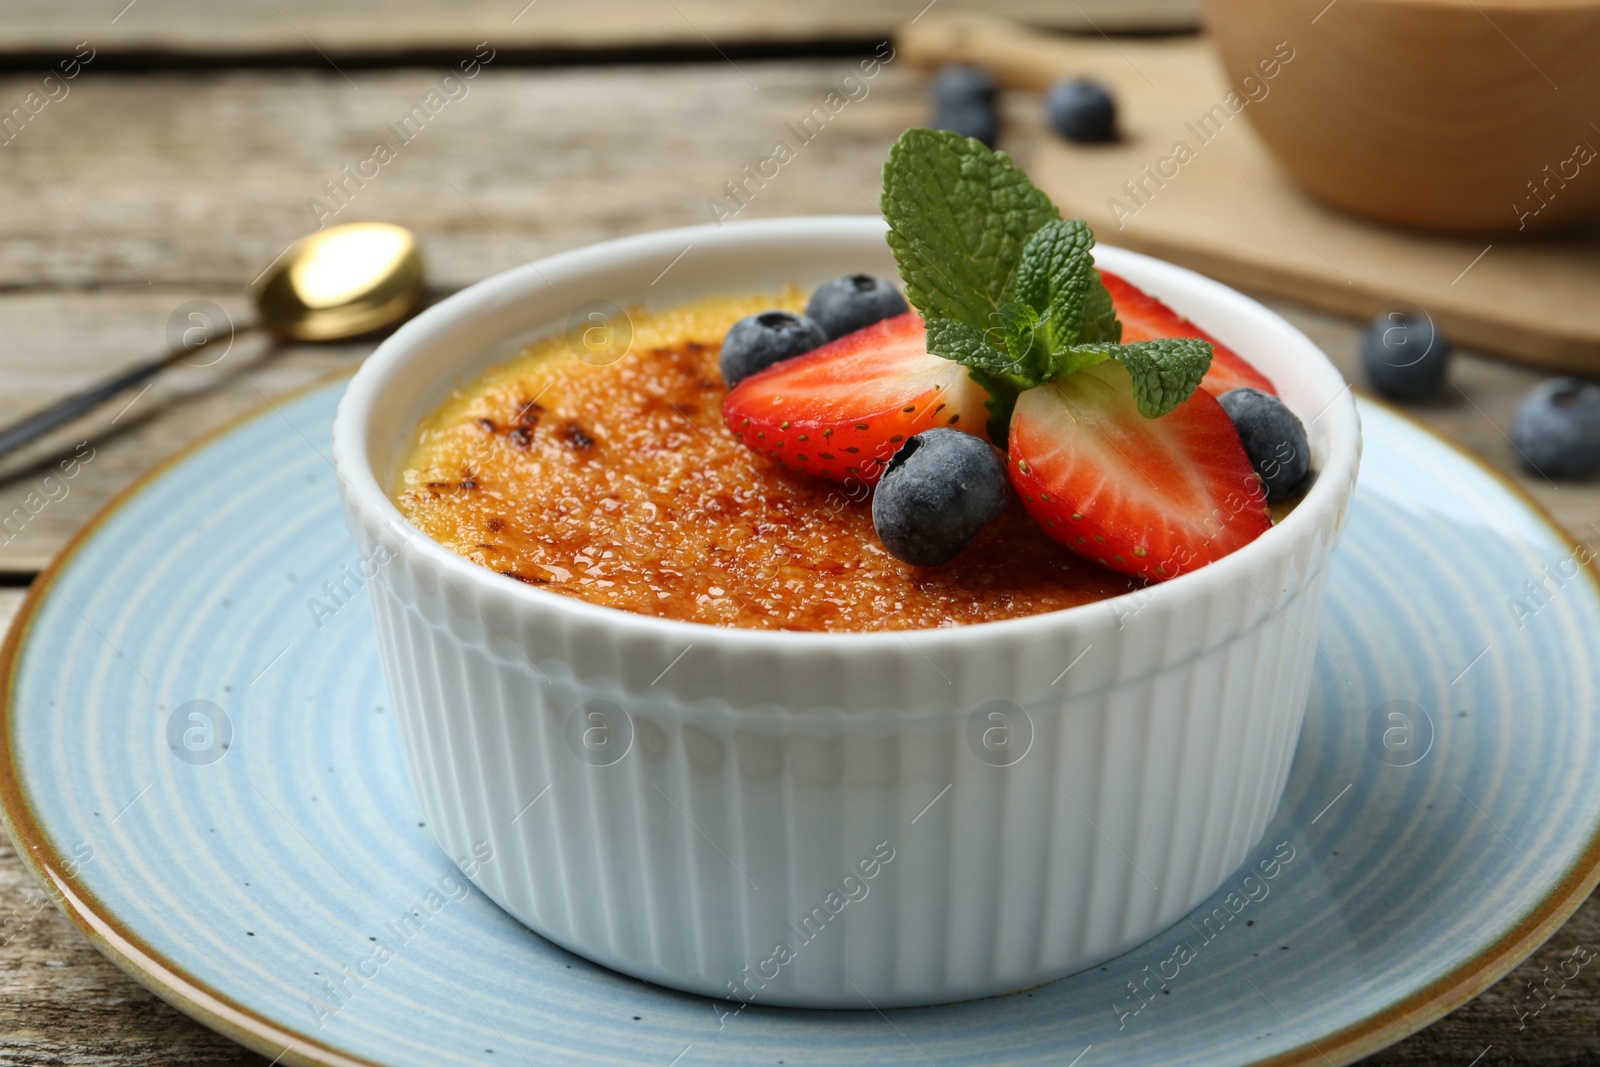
[4,379,1600,1067]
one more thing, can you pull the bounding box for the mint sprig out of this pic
[882,129,1059,331]
[880,129,1211,442]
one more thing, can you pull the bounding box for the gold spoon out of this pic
[0,221,425,456]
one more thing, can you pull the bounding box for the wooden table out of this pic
[1,7,1597,1064]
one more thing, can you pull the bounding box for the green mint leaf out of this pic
[926,302,1054,390]
[924,317,1014,379]
[923,317,1027,446]
[999,302,1038,367]
[1014,219,1096,353]
[1077,272,1122,345]
[882,129,1059,332]
[1113,338,1212,418]
[997,302,1050,383]
[1065,339,1213,419]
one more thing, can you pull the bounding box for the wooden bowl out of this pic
[1203,0,1600,234]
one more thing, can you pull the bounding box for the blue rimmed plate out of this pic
[3,378,1599,1067]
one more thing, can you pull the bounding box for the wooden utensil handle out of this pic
[0,328,242,458]
[898,15,1076,91]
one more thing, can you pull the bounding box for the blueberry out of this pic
[932,100,998,148]
[1511,377,1600,479]
[872,429,1011,567]
[719,310,827,389]
[1046,79,1116,143]
[1218,388,1311,502]
[931,64,997,108]
[1361,309,1451,402]
[805,275,909,340]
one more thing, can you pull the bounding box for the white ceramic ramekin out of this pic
[331,217,1361,1009]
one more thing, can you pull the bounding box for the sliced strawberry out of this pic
[1009,361,1271,582]
[722,311,991,485]
[1100,270,1276,397]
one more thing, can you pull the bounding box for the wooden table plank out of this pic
[0,62,918,292]
[1,58,1599,1066]
[0,1,1197,58]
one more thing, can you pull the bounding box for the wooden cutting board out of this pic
[899,15,1600,372]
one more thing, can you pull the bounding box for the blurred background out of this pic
[1,0,1597,1063]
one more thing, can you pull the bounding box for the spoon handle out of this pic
[0,329,246,457]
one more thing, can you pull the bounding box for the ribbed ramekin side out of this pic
[341,450,1353,1006]
[1253,561,1337,847]
[364,567,439,834]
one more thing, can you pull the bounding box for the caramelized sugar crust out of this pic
[394,294,1141,631]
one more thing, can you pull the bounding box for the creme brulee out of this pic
[392,293,1150,631]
